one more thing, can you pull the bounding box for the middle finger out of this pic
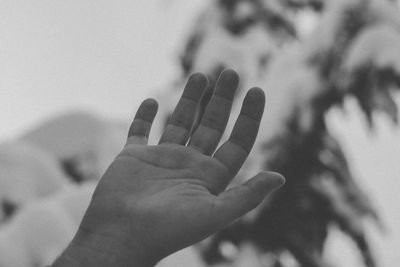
[188,69,239,155]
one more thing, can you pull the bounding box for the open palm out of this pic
[64,70,284,267]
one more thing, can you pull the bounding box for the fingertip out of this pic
[221,69,240,83]
[215,171,285,224]
[256,171,285,191]
[143,98,159,108]
[248,87,265,101]
[128,98,158,141]
[263,171,285,183]
[183,72,209,101]
[240,87,266,120]
[190,72,209,87]
[215,69,240,100]
[220,69,240,86]
[135,98,159,123]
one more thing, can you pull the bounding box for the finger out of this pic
[213,172,285,228]
[188,69,239,155]
[213,87,265,179]
[159,73,208,145]
[127,98,158,145]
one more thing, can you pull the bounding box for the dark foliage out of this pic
[173,0,400,266]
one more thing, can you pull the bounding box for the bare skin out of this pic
[52,70,285,267]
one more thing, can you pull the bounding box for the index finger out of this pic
[213,87,265,178]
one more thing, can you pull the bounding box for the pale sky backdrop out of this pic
[1,0,399,266]
[0,0,208,138]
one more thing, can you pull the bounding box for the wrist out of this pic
[52,226,156,267]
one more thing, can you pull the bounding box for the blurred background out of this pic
[0,0,399,266]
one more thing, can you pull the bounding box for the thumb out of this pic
[213,172,285,228]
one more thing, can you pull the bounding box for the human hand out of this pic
[53,70,284,267]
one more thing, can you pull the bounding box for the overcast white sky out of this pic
[1,0,399,266]
[0,0,208,138]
